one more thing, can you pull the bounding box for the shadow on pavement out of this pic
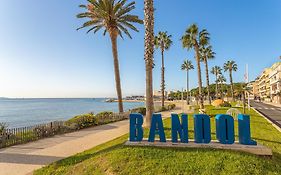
[0,153,64,165]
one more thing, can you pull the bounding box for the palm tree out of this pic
[181,60,194,105]
[77,0,142,113]
[181,24,209,109]
[217,74,226,97]
[200,45,215,104]
[211,66,222,98]
[144,0,154,127]
[155,31,172,108]
[224,60,238,101]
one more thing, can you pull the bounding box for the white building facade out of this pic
[269,62,281,104]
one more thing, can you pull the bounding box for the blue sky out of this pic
[0,0,280,98]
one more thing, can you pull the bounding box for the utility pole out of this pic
[181,88,184,113]
[246,64,250,110]
[242,91,246,114]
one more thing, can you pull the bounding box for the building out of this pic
[258,68,271,101]
[125,95,144,101]
[247,79,260,100]
[253,78,260,96]
[246,81,255,100]
[254,61,281,104]
[269,62,281,104]
[153,90,168,100]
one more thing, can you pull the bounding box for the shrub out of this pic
[161,106,168,111]
[167,104,176,110]
[212,99,224,107]
[220,101,231,107]
[212,100,231,107]
[130,107,146,115]
[95,111,114,124]
[154,106,168,113]
[65,113,97,129]
[0,123,7,134]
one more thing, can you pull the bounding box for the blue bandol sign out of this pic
[129,113,257,145]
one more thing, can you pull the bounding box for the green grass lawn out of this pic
[34,105,281,175]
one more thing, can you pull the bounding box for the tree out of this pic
[77,0,142,113]
[224,60,238,101]
[181,60,194,104]
[144,0,155,127]
[211,66,222,98]
[200,45,215,104]
[155,32,172,108]
[217,74,226,97]
[181,24,209,109]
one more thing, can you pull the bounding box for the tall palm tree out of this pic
[144,0,154,127]
[181,24,209,109]
[200,45,215,105]
[77,0,142,113]
[155,31,172,108]
[211,66,222,98]
[217,74,226,97]
[181,60,194,105]
[224,60,238,101]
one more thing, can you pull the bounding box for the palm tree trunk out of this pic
[204,58,211,105]
[161,49,165,108]
[220,83,223,98]
[186,70,190,105]
[194,43,204,109]
[215,74,218,98]
[144,0,154,127]
[229,71,234,101]
[110,33,124,113]
[242,90,246,114]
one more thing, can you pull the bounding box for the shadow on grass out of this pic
[123,143,274,160]
[253,137,281,145]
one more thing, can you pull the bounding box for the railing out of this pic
[0,121,64,148]
[0,112,130,149]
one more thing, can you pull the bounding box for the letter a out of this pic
[148,114,166,142]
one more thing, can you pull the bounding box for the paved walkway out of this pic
[0,108,184,175]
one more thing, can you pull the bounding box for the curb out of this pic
[251,107,281,133]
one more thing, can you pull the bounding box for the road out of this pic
[250,100,281,128]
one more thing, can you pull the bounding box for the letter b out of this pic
[129,113,143,142]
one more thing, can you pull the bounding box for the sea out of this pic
[0,98,144,128]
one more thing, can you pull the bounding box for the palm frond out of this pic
[77,0,142,39]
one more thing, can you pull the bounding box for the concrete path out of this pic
[0,108,183,175]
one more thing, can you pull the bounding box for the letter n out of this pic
[238,114,257,145]
[171,113,188,143]
[194,114,211,143]
[148,114,166,142]
[129,113,143,142]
